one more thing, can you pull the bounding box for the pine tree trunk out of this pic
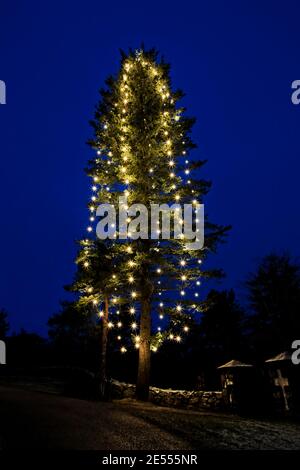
[136,296,152,401]
[99,296,109,399]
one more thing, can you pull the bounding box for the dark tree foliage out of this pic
[199,289,245,364]
[246,253,300,357]
[47,301,99,368]
[0,309,9,338]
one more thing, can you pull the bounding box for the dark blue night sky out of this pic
[1,0,300,335]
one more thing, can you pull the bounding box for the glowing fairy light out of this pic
[84,261,89,268]
[159,302,164,307]
[176,335,182,342]
[169,334,174,340]
[195,292,199,297]
[129,307,135,314]
[180,290,185,296]
[156,268,161,274]
[196,281,201,286]
[176,305,182,312]
[168,160,174,166]
[198,259,202,264]
[126,246,133,254]
[117,322,122,328]
[180,260,186,266]
[89,206,95,212]
[131,322,137,330]
[131,291,137,298]
[117,335,121,340]
[183,326,189,332]
[157,327,161,331]
[159,314,164,320]
[121,346,127,353]
[152,346,158,352]
[181,275,187,281]
[128,275,134,283]
[99,311,104,317]
[108,322,114,328]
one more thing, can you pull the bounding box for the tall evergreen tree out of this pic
[79,48,228,400]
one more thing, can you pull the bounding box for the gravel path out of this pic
[0,386,299,450]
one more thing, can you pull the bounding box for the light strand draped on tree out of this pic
[76,48,228,400]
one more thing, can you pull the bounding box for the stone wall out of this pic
[111,380,224,411]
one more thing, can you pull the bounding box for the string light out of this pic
[176,305,182,312]
[117,322,122,328]
[176,335,181,342]
[183,326,189,332]
[181,275,187,281]
[152,346,158,352]
[180,260,186,266]
[99,311,104,317]
[131,322,137,330]
[159,314,164,319]
[169,334,174,340]
[121,346,127,353]
[129,307,135,314]
[131,291,137,298]
[159,302,164,307]
[196,281,201,286]
[108,322,114,328]
[180,290,185,296]
[128,275,134,283]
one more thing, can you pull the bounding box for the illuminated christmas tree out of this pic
[76,48,228,400]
